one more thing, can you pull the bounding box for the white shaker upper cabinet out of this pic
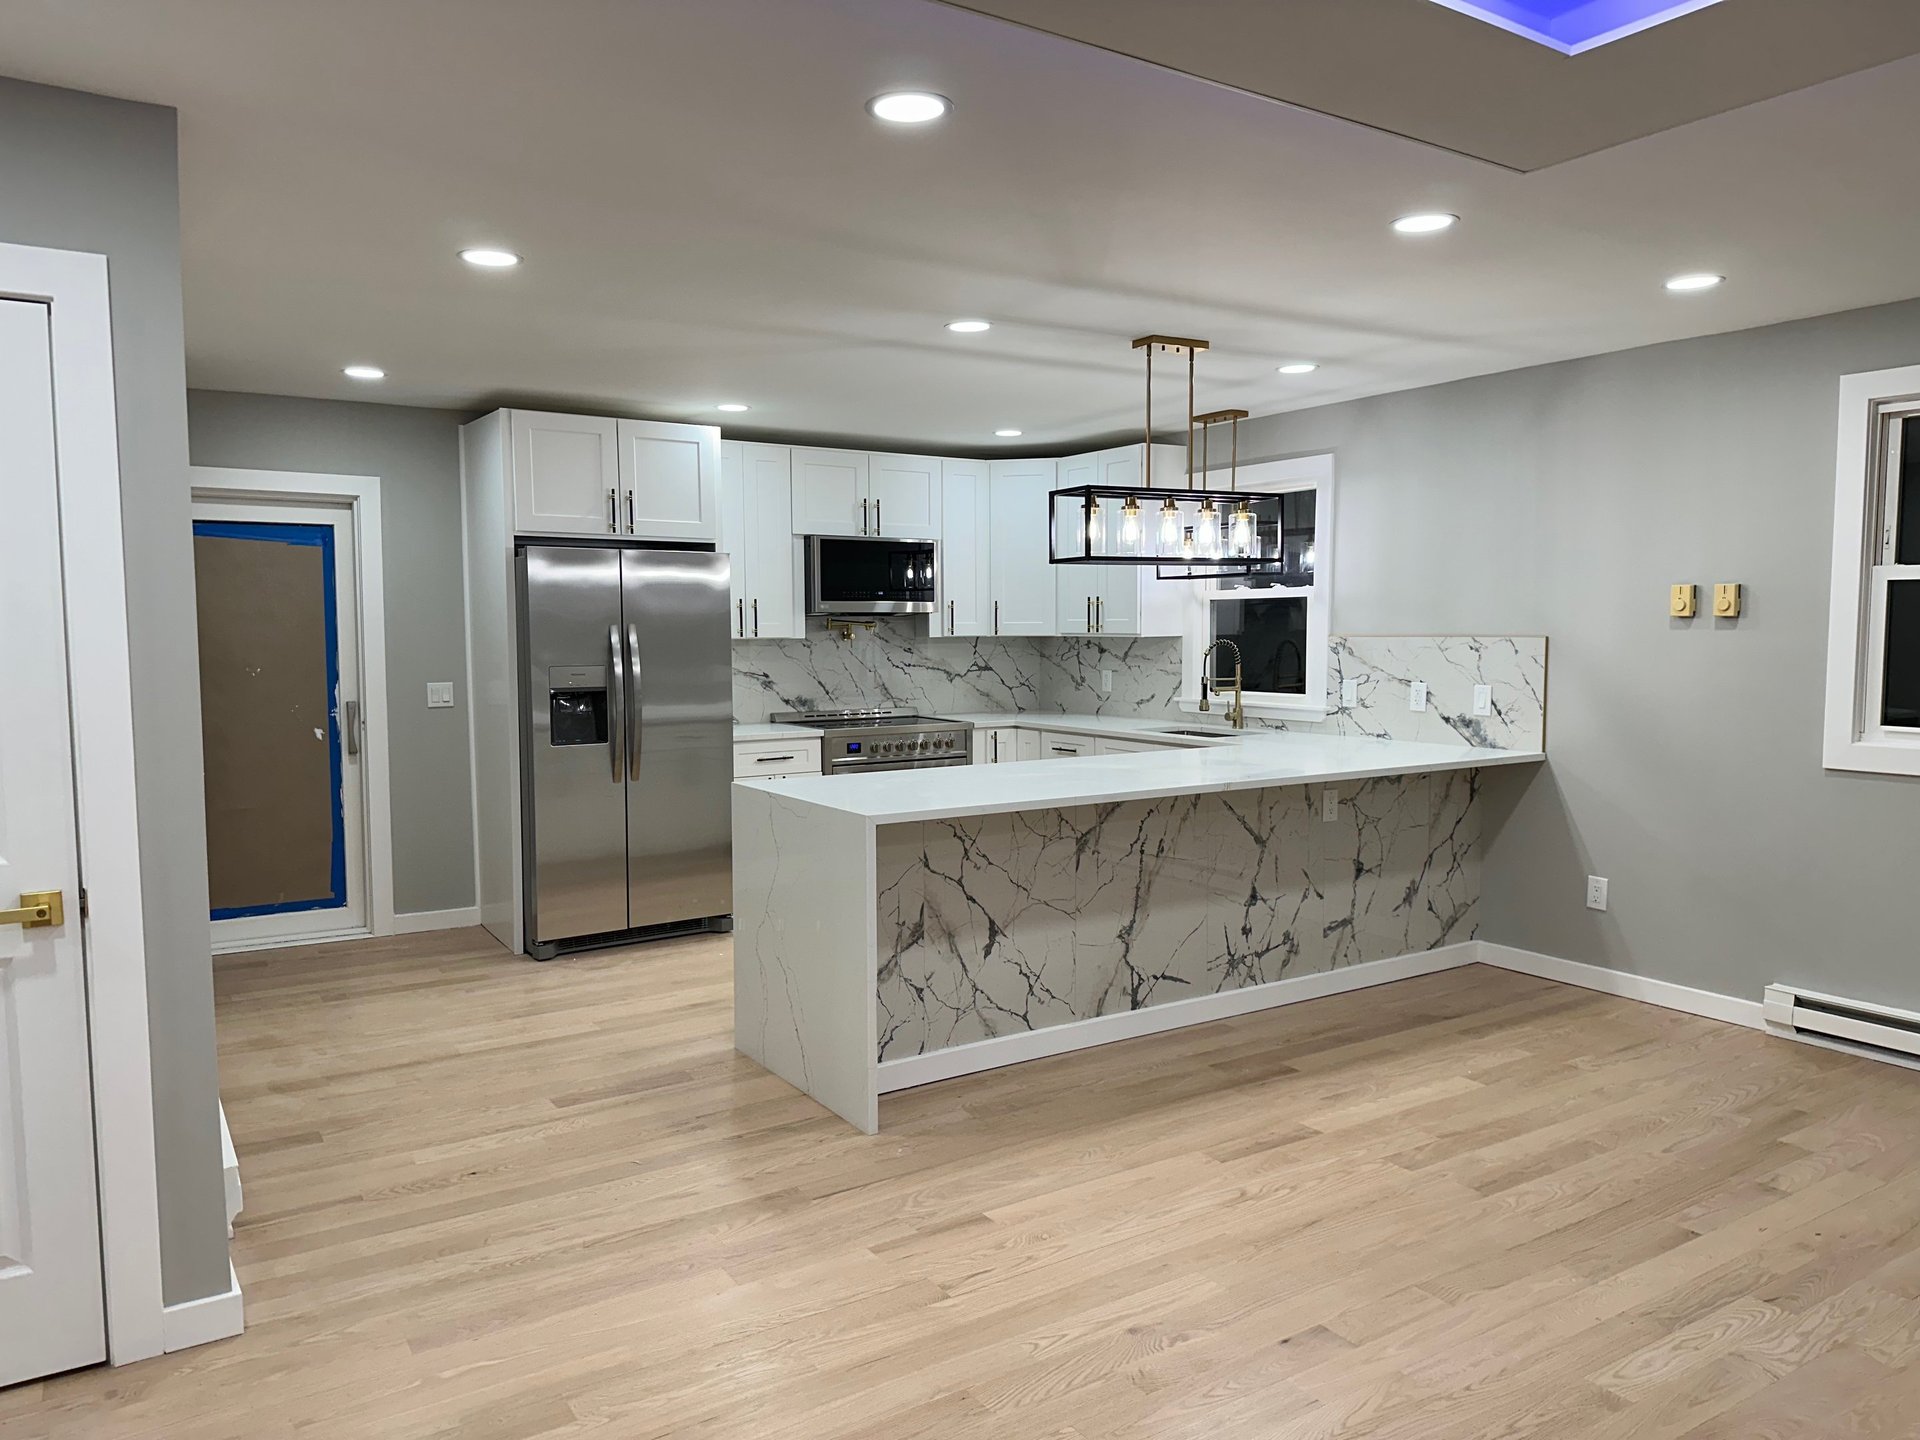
[935,458,990,637]
[719,441,802,640]
[1054,452,1103,636]
[1053,443,1187,638]
[790,448,870,536]
[617,419,719,542]
[510,410,621,537]
[987,458,1057,636]
[867,453,942,539]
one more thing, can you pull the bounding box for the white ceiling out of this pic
[940,0,1920,169]
[1,0,1918,452]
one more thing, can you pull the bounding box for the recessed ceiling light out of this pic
[459,247,521,269]
[946,319,992,333]
[867,91,950,124]
[1664,272,1724,292]
[716,403,750,413]
[1278,362,1320,375]
[343,364,385,380]
[1391,212,1458,235]
[994,429,1023,438]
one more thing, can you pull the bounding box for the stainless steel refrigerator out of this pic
[516,543,732,958]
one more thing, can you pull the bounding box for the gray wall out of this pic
[187,391,477,915]
[0,77,228,1304]
[1236,296,1920,1012]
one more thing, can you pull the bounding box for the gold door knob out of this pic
[0,890,62,928]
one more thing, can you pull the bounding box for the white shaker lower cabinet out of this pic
[733,737,821,779]
[1038,730,1093,758]
[1095,736,1164,755]
[618,418,719,542]
[719,442,802,640]
[972,725,1018,764]
[508,409,622,537]
[936,458,991,637]
[987,458,1057,636]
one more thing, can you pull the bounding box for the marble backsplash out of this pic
[734,621,1545,753]
[875,769,1480,1061]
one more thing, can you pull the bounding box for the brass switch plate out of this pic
[1713,582,1743,618]
[1670,584,1697,618]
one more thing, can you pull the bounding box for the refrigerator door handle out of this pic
[626,621,643,775]
[607,624,625,784]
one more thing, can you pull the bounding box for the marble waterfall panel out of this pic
[875,771,1481,1061]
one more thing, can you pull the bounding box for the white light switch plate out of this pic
[426,681,455,709]
[1340,677,1360,708]
[1100,668,1113,694]
[1409,681,1428,713]
[1322,788,1339,822]
[1586,875,1609,911]
[1473,684,1493,717]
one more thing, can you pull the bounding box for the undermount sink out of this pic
[1154,727,1241,738]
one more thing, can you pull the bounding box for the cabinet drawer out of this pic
[1038,731,1093,758]
[733,738,821,779]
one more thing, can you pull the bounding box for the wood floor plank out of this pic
[11,940,1919,1439]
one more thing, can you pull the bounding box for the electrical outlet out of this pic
[1473,684,1493,717]
[1586,875,1609,911]
[1340,677,1360,708]
[1100,667,1113,694]
[427,681,455,709]
[1409,681,1428,713]
[1322,788,1339,822]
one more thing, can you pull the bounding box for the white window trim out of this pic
[1824,364,1920,775]
[1180,453,1334,720]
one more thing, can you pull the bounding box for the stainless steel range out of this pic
[771,708,973,775]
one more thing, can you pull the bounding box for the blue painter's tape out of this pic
[195,519,349,921]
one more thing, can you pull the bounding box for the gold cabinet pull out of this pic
[0,890,62,929]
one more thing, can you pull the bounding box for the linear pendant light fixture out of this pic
[1049,335,1290,579]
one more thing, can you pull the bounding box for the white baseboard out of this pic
[878,942,1481,1093]
[219,1103,242,1237]
[161,1261,243,1353]
[391,905,481,935]
[1477,942,1764,1029]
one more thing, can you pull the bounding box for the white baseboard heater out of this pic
[1763,984,1920,1064]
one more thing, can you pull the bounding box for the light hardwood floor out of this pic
[8,929,1920,1438]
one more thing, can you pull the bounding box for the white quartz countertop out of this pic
[737,718,1541,826]
[732,722,822,743]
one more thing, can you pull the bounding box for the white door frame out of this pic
[191,467,395,940]
[0,241,165,1363]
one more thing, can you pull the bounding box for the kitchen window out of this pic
[1824,366,1920,775]
[1181,454,1332,718]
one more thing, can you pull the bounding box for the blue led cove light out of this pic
[1428,0,1722,54]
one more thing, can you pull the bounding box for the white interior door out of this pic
[0,297,107,1385]
[192,498,369,950]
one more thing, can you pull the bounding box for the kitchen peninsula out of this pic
[733,691,1545,1131]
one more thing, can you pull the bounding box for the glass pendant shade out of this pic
[1084,498,1105,552]
[1119,495,1143,551]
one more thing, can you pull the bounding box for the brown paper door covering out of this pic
[195,532,338,912]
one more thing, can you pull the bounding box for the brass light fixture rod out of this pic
[1133,336,1212,491]
[1193,409,1249,490]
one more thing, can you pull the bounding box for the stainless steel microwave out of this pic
[805,535,938,616]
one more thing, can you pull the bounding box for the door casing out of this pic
[0,240,169,1364]
[191,468,394,942]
